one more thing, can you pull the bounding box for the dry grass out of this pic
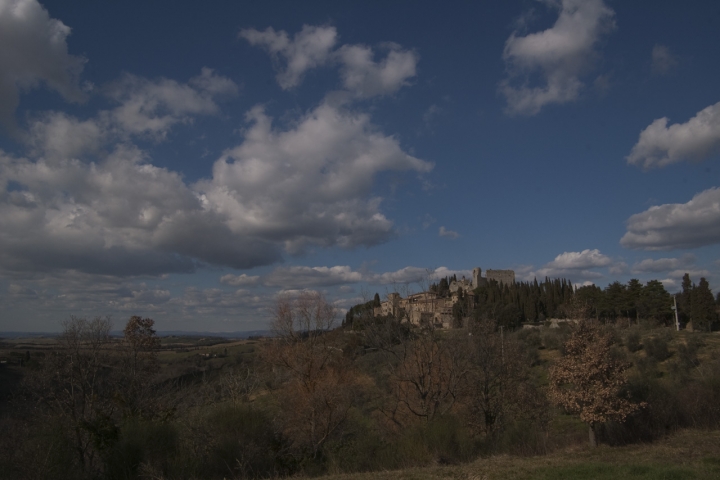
[312,429,720,480]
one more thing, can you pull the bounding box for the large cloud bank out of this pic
[0,10,432,281]
[621,187,720,250]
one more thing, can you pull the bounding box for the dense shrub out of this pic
[515,328,542,349]
[104,421,178,480]
[625,329,642,352]
[203,404,287,479]
[541,328,568,350]
[644,335,672,361]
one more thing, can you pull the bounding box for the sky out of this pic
[1,0,720,332]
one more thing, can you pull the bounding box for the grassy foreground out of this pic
[314,429,720,480]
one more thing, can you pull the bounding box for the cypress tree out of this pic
[678,273,693,324]
[691,278,716,332]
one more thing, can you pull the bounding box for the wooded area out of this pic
[1,276,719,479]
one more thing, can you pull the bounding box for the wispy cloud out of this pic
[438,226,460,239]
[651,44,679,75]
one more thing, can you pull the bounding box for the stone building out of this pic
[373,266,515,328]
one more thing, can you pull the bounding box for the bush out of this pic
[325,409,391,474]
[104,420,179,480]
[203,404,286,479]
[625,329,642,353]
[393,415,476,467]
[541,327,571,351]
[515,328,542,349]
[644,335,672,362]
[668,336,703,379]
[497,418,550,456]
[677,359,720,429]
[0,417,82,480]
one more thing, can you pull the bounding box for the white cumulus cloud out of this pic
[26,111,105,159]
[519,248,612,283]
[105,69,238,140]
[220,273,261,287]
[1,93,431,277]
[239,25,338,89]
[197,102,432,254]
[367,266,471,286]
[369,266,429,285]
[500,0,615,116]
[263,265,363,288]
[0,0,87,130]
[241,25,418,98]
[24,68,238,158]
[547,249,612,269]
[621,187,720,250]
[335,43,418,98]
[626,101,720,169]
[0,144,281,276]
[631,254,695,273]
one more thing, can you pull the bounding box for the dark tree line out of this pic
[342,292,381,328]
[423,273,718,330]
[679,274,718,331]
[472,277,575,328]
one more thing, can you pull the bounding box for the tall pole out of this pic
[673,294,680,331]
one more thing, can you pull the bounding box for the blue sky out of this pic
[1,0,719,331]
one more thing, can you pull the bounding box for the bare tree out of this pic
[220,365,260,405]
[264,291,361,458]
[464,321,547,439]
[272,291,336,343]
[389,329,467,423]
[119,316,161,417]
[26,316,116,474]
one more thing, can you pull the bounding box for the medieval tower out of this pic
[472,268,482,288]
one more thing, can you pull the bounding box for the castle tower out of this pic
[472,268,481,288]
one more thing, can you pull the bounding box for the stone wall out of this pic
[486,269,515,286]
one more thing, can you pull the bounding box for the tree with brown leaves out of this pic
[549,322,642,447]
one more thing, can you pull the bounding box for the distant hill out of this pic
[0,330,272,339]
[155,330,272,339]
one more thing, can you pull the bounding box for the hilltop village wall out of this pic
[373,267,515,328]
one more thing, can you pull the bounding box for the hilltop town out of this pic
[374,267,515,328]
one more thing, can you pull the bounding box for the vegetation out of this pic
[0,273,719,479]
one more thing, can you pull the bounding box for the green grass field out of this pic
[313,429,720,480]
